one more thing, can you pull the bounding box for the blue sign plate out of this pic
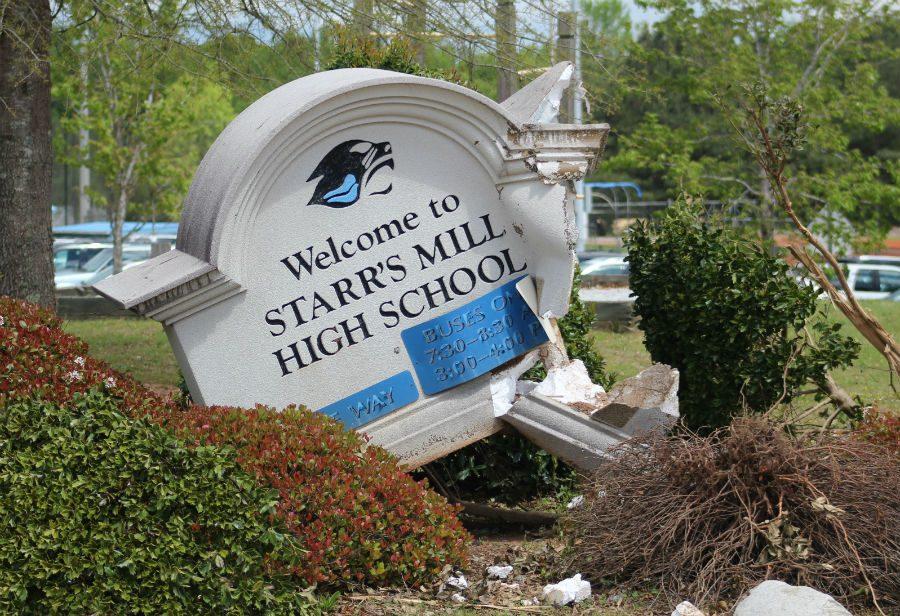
[318,371,419,429]
[401,276,549,395]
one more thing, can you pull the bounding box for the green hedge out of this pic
[625,198,859,430]
[0,391,318,615]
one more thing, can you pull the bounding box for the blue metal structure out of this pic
[584,181,643,201]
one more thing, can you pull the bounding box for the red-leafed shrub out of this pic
[856,407,900,454]
[149,404,470,585]
[0,298,161,413]
[0,297,470,587]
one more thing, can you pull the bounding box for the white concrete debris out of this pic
[446,574,469,590]
[486,565,513,580]
[542,574,591,606]
[672,600,706,616]
[489,349,540,416]
[449,593,466,603]
[566,495,585,509]
[733,581,851,616]
[533,360,605,407]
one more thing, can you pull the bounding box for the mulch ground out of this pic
[334,529,661,615]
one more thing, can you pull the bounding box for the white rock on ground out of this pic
[446,574,468,590]
[671,600,706,616]
[449,593,466,603]
[542,574,591,606]
[733,580,851,616]
[485,565,513,580]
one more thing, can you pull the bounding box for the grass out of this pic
[62,318,179,389]
[63,300,898,411]
[590,300,900,412]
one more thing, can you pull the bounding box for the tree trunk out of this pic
[404,0,427,65]
[0,0,55,308]
[352,0,374,36]
[112,188,126,274]
[757,164,775,244]
[495,0,518,102]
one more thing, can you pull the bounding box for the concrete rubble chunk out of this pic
[671,600,706,616]
[498,363,679,470]
[590,363,679,433]
[542,574,591,606]
[733,580,851,616]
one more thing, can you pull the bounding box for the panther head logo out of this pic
[306,140,393,208]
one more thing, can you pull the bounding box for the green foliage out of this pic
[0,390,318,615]
[625,197,860,430]
[425,270,611,504]
[1,296,470,589]
[600,0,900,239]
[324,29,461,83]
[52,3,235,228]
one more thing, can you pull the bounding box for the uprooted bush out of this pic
[0,391,315,614]
[566,417,900,610]
[0,296,470,588]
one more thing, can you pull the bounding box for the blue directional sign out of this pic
[318,371,419,429]
[401,276,549,395]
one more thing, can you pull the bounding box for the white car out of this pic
[836,263,900,300]
[581,256,629,278]
[53,242,108,272]
[55,245,151,290]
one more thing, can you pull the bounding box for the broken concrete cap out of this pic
[501,392,630,470]
[590,363,679,433]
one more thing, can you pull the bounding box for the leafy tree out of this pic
[625,196,860,431]
[53,8,234,272]
[600,0,900,243]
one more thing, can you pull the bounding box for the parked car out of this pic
[841,255,900,267]
[55,244,151,290]
[831,263,900,300]
[577,250,623,265]
[580,256,630,286]
[53,242,108,272]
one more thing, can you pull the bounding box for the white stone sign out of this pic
[96,63,609,467]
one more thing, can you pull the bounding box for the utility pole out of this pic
[572,0,587,253]
[556,11,575,122]
[495,0,518,101]
[557,3,587,252]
